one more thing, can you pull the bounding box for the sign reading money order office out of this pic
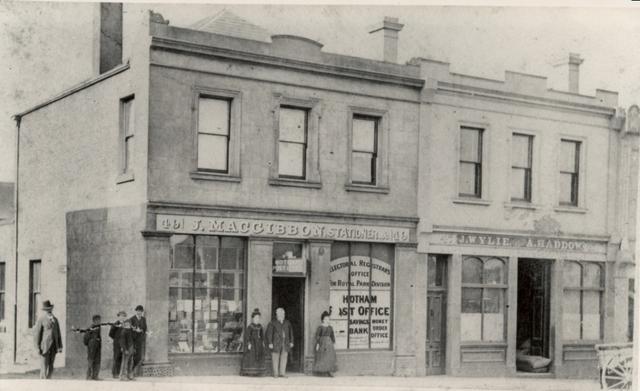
[156,214,411,243]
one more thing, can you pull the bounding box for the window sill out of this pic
[345,183,390,194]
[268,178,322,189]
[116,172,135,184]
[504,201,540,210]
[453,197,492,206]
[460,342,508,348]
[190,171,241,183]
[554,206,588,214]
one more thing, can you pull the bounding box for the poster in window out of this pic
[370,256,392,348]
[348,255,371,349]
[329,255,349,349]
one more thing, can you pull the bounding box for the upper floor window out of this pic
[119,96,135,178]
[278,107,308,179]
[197,97,231,173]
[511,133,533,202]
[0,262,5,321]
[459,127,483,198]
[29,260,41,328]
[559,139,581,206]
[351,116,378,185]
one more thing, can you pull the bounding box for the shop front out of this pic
[141,205,419,376]
[423,229,611,379]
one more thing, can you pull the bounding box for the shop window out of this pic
[0,262,4,321]
[562,261,604,341]
[29,260,41,328]
[168,235,245,354]
[277,107,308,179]
[197,97,231,173]
[511,133,533,202]
[117,95,135,182]
[461,256,507,342]
[351,116,378,185]
[559,140,581,206]
[329,242,394,350]
[459,127,483,198]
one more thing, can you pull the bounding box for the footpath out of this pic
[0,374,601,391]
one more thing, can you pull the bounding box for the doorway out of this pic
[271,277,305,373]
[426,255,447,375]
[517,259,551,360]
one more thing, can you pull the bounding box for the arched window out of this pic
[461,256,507,342]
[563,261,604,341]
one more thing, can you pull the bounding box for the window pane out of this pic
[169,287,194,353]
[511,168,526,200]
[352,152,374,184]
[460,128,481,162]
[0,263,5,291]
[461,287,482,341]
[349,243,371,350]
[329,242,350,350]
[559,173,575,205]
[353,118,376,152]
[459,162,478,196]
[583,291,601,340]
[370,244,393,349]
[219,292,244,352]
[198,134,228,171]
[563,262,582,288]
[462,257,483,284]
[32,262,41,291]
[124,99,135,136]
[563,290,581,340]
[560,140,578,173]
[483,289,505,341]
[511,134,531,168]
[171,235,194,270]
[273,242,303,260]
[221,247,243,270]
[484,258,505,285]
[278,142,304,178]
[583,263,602,288]
[199,98,229,135]
[124,136,133,172]
[279,108,306,143]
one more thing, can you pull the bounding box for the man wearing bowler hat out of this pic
[33,300,63,379]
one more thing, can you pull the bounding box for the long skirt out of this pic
[241,345,266,376]
[313,336,337,373]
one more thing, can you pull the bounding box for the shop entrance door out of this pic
[271,277,305,372]
[426,255,447,375]
[517,259,551,360]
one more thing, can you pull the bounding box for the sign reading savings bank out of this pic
[156,215,411,243]
[330,255,392,350]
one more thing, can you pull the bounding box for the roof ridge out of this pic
[189,9,271,43]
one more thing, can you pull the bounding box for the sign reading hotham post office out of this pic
[156,214,411,243]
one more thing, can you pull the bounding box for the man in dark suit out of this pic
[33,300,63,379]
[129,305,147,376]
[266,307,294,378]
[108,310,127,378]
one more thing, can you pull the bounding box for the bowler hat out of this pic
[42,300,54,310]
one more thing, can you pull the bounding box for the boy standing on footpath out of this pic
[83,315,102,380]
[119,319,135,381]
[109,311,127,378]
[129,305,147,376]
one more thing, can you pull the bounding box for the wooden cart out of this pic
[595,343,633,390]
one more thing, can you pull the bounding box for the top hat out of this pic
[42,300,54,310]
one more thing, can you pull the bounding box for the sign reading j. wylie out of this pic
[156,214,411,243]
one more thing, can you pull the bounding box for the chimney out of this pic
[369,17,404,63]
[551,53,583,94]
[93,3,123,75]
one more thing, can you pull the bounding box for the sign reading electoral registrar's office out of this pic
[156,215,411,243]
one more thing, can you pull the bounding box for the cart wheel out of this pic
[603,356,633,390]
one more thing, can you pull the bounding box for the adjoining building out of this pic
[6,4,638,379]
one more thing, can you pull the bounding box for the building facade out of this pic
[6,4,639,379]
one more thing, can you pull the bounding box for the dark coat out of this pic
[119,328,135,355]
[265,319,294,353]
[83,327,102,357]
[34,314,63,355]
[108,322,122,346]
[129,315,147,344]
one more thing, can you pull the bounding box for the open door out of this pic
[517,259,551,359]
[272,277,305,372]
[426,255,447,375]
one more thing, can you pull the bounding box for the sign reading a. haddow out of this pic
[329,255,392,350]
[156,214,411,243]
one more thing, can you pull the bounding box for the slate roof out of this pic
[190,9,271,42]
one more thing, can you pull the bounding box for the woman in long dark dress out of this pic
[313,311,337,377]
[241,309,266,376]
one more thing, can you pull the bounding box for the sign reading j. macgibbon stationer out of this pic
[157,214,411,243]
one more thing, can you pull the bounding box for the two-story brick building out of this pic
[7,4,638,380]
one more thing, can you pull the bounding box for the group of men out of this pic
[33,300,147,381]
